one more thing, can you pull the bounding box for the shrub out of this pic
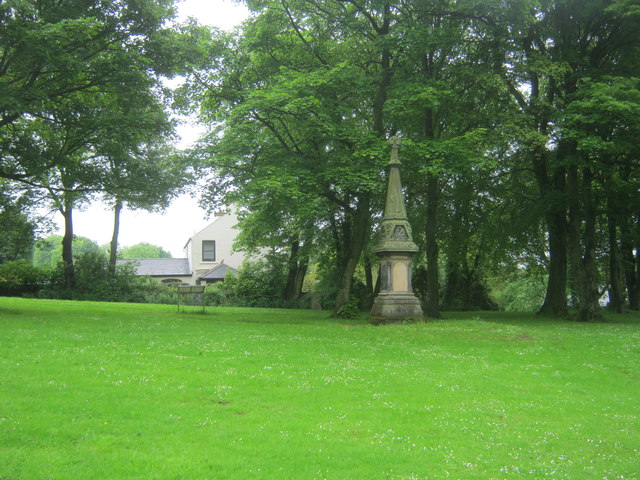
[334,297,361,319]
[234,260,287,307]
[129,278,178,305]
[204,277,238,307]
[203,258,294,308]
[492,275,547,312]
[310,263,372,311]
[41,252,142,302]
[0,260,48,297]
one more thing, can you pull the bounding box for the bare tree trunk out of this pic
[567,163,601,321]
[538,209,569,315]
[620,215,640,310]
[284,238,302,302]
[364,255,374,308]
[293,256,308,299]
[533,150,569,316]
[60,194,75,289]
[333,196,370,315]
[109,198,123,270]
[421,47,442,318]
[607,198,625,313]
[424,172,442,318]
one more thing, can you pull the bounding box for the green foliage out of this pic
[334,297,361,319]
[0,188,35,262]
[442,262,500,312]
[41,252,143,302]
[0,260,48,297]
[129,278,179,305]
[212,259,289,308]
[492,275,548,312]
[231,261,284,307]
[33,235,101,268]
[118,243,172,259]
[203,279,233,307]
[3,0,633,316]
[204,256,310,309]
[563,76,640,156]
[1,0,199,289]
[308,261,370,312]
[0,0,179,183]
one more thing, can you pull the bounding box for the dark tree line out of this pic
[184,0,640,320]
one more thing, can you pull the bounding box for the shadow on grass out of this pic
[438,309,640,326]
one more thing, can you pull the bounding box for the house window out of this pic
[202,240,216,262]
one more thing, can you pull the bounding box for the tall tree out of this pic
[1,0,200,287]
[563,76,640,313]
[193,0,399,313]
[0,184,36,262]
[0,0,176,181]
[489,0,640,319]
[188,0,640,318]
[33,235,101,268]
[118,243,172,259]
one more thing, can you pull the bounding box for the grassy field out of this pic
[1,297,639,480]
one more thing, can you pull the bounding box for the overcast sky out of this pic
[51,0,250,257]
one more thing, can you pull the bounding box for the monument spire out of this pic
[375,136,418,254]
[383,136,409,221]
[370,136,424,324]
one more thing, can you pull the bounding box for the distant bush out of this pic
[204,277,237,307]
[118,243,172,259]
[492,275,547,312]
[31,250,182,304]
[41,252,144,302]
[130,278,178,305]
[0,260,48,297]
[33,252,310,308]
[234,260,287,307]
[33,235,102,268]
[204,259,308,309]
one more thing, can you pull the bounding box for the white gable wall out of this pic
[185,212,247,278]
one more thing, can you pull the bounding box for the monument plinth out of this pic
[370,137,424,324]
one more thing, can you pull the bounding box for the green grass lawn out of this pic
[1,297,639,480]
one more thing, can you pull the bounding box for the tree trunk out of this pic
[620,215,640,310]
[333,196,370,315]
[332,3,388,315]
[363,255,374,308]
[109,198,123,270]
[566,163,601,321]
[607,198,625,313]
[442,260,462,310]
[533,149,569,316]
[538,209,569,315]
[293,256,308,300]
[424,172,442,318]
[284,238,302,302]
[60,194,75,289]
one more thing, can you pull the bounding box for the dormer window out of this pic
[202,240,216,262]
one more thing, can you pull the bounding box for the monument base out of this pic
[369,292,424,325]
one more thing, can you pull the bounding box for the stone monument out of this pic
[370,137,424,324]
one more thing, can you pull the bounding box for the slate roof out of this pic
[199,263,237,280]
[116,258,191,277]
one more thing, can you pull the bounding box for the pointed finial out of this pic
[388,136,401,165]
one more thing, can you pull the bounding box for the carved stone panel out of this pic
[392,225,408,241]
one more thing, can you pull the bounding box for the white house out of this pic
[117,211,248,285]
